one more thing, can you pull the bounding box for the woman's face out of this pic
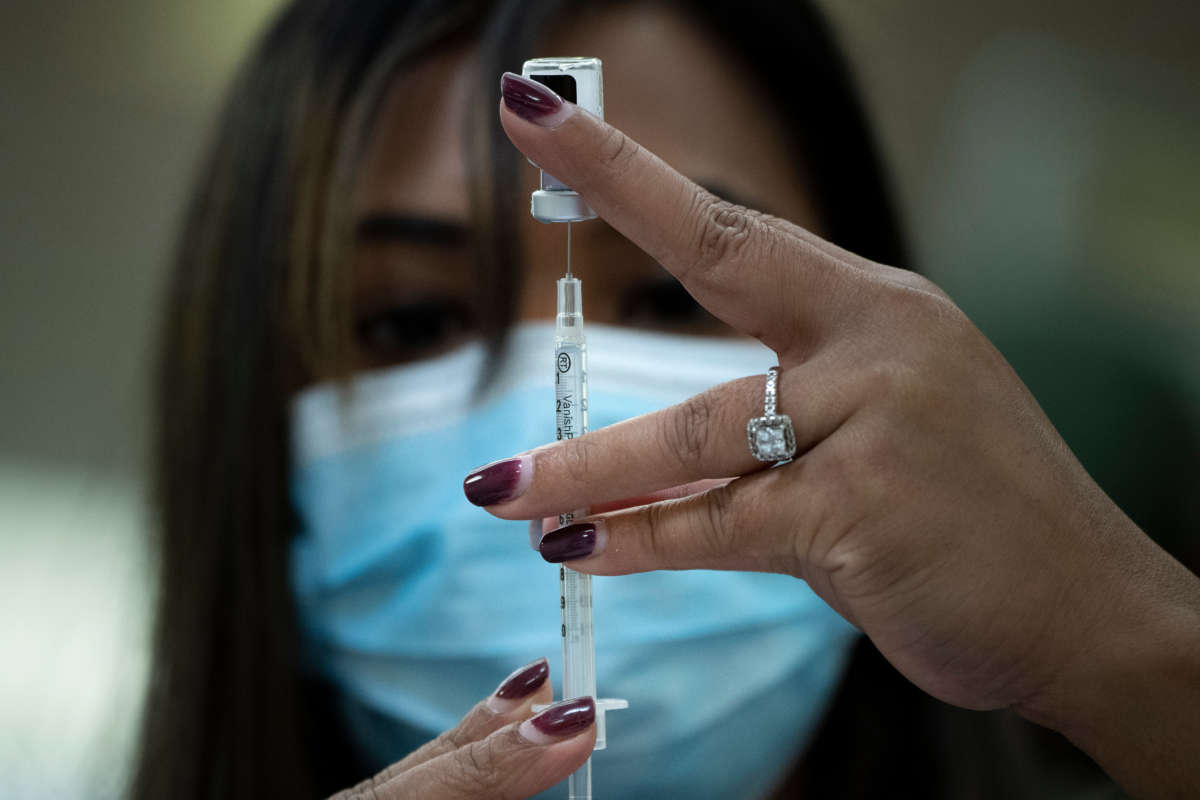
[350,3,819,371]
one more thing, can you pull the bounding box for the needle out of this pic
[566,220,573,278]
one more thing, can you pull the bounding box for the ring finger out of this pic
[537,463,796,576]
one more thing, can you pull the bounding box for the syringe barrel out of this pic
[553,275,605,750]
[559,566,600,746]
[554,277,587,447]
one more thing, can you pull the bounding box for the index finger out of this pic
[464,360,846,521]
[499,72,863,354]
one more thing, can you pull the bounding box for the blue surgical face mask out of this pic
[291,322,857,799]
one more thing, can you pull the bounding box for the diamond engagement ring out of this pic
[746,366,797,462]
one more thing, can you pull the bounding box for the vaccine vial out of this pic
[522,57,604,223]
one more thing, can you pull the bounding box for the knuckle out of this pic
[878,274,961,334]
[642,500,676,565]
[686,190,761,277]
[859,360,929,417]
[657,392,716,474]
[464,738,495,779]
[859,361,904,400]
[696,483,739,559]
[641,483,740,568]
[883,266,945,299]
[555,436,595,487]
[802,428,880,516]
[796,449,883,579]
[434,722,473,753]
[595,125,640,175]
[454,729,529,800]
[441,739,502,797]
[819,442,861,491]
[902,272,947,299]
[892,364,934,413]
[847,422,903,503]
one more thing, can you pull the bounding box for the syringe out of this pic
[552,225,626,800]
[523,57,624,800]
[553,224,594,799]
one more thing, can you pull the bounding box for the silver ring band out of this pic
[746,367,797,463]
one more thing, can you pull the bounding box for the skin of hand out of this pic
[467,74,1200,798]
[328,658,594,800]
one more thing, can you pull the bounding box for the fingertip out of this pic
[486,657,550,714]
[499,72,576,130]
[517,696,596,746]
[532,678,554,709]
[536,722,597,758]
[463,455,533,508]
[539,521,606,564]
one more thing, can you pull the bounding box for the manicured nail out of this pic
[501,72,575,127]
[539,522,605,563]
[519,696,596,744]
[463,455,532,506]
[487,657,549,713]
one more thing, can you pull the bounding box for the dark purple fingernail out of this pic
[519,697,596,743]
[539,522,603,563]
[495,658,549,699]
[463,456,532,506]
[501,72,574,127]
[487,657,549,712]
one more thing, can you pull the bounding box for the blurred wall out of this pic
[0,1,1196,798]
[0,3,284,797]
[829,0,1200,556]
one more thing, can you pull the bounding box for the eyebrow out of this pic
[356,213,471,246]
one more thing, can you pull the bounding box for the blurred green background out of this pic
[0,1,1196,797]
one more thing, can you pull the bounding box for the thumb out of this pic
[374,697,596,800]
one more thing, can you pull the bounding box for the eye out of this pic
[617,277,723,333]
[354,298,476,365]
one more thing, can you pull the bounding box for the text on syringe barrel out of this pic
[554,341,587,450]
[554,338,587,528]
[553,336,595,706]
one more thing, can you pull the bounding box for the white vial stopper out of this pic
[522,58,603,223]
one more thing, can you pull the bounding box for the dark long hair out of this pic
[132,1,908,798]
